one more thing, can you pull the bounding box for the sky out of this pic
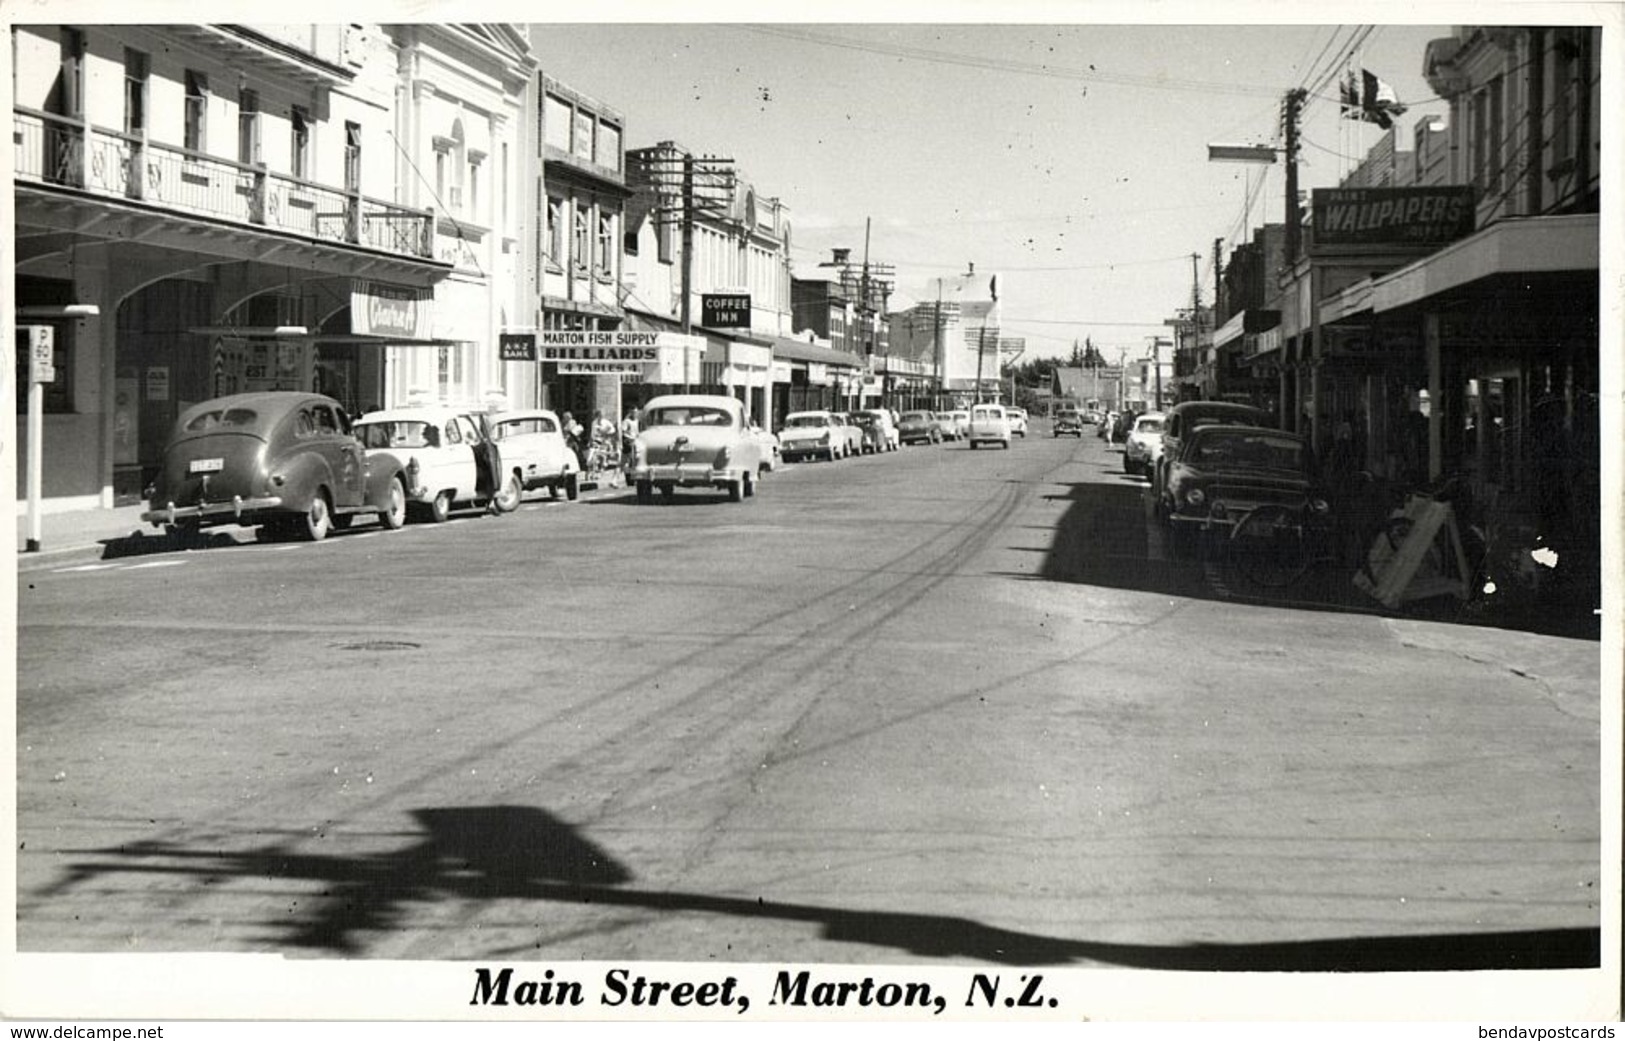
[529,17,1456,362]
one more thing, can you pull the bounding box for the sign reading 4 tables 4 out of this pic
[702,293,751,327]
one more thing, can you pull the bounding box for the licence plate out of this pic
[189,458,224,474]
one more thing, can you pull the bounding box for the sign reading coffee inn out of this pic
[1311,186,1475,252]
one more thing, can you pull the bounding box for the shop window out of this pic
[573,203,590,271]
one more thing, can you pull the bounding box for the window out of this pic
[123,49,148,136]
[238,88,260,166]
[1552,32,1579,164]
[573,203,590,270]
[1487,75,1504,197]
[53,29,85,120]
[546,195,564,266]
[596,121,620,171]
[343,122,361,193]
[501,143,509,225]
[468,157,481,218]
[596,212,614,276]
[434,147,447,204]
[184,70,208,152]
[543,94,571,152]
[291,106,311,180]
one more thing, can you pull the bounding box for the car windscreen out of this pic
[354,420,438,449]
[181,407,260,433]
[490,417,556,438]
[899,412,930,423]
[1135,418,1165,433]
[972,408,1002,420]
[643,406,732,428]
[1190,431,1306,471]
[785,415,830,428]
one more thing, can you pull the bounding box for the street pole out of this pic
[680,152,694,392]
[24,325,54,552]
[933,279,943,410]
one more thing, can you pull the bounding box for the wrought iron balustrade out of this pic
[15,107,435,261]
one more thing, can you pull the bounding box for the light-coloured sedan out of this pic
[482,408,582,501]
[627,394,763,503]
[354,405,521,522]
[1124,411,1167,476]
[778,410,846,462]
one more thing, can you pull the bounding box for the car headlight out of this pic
[1309,497,1330,513]
[1185,487,1206,506]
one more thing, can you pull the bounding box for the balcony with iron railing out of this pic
[14,107,436,261]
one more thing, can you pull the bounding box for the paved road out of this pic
[15,428,1601,970]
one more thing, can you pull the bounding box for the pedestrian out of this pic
[620,407,640,457]
[561,411,585,468]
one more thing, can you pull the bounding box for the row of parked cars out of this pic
[141,390,1038,539]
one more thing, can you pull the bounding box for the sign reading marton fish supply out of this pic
[537,331,660,373]
[1311,187,1475,252]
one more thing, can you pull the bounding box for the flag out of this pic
[1341,68,1409,130]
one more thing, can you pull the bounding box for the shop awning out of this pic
[767,336,864,370]
[1372,212,1598,313]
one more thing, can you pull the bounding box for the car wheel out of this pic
[492,472,522,513]
[636,479,653,504]
[549,483,562,500]
[380,477,408,530]
[300,490,333,542]
[743,471,756,498]
[565,472,580,501]
[1124,457,1135,474]
[658,483,674,501]
[728,475,745,502]
[428,489,452,523]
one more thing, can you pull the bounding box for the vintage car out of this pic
[627,394,763,502]
[1053,408,1085,437]
[141,391,408,541]
[897,410,943,445]
[1152,400,1273,504]
[1006,407,1029,437]
[353,404,521,522]
[1123,411,1167,475]
[1163,424,1325,556]
[746,421,782,473]
[967,403,1012,449]
[850,409,901,453]
[778,410,846,462]
[481,408,581,501]
[828,413,869,457]
[946,410,972,440]
[934,412,964,441]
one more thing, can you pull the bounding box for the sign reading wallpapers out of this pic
[1311,187,1475,251]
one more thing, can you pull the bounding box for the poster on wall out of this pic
[145,366,170,401]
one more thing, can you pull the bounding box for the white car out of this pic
[481,408,582,501]
[746,422,782,473]
[967,403,1012,449]
[1006,407,1029,437]
[627,394,763,502]
[354,405,521,522]
[1123,411,1167,476]
[855,408,901,452]
[778,411,847,462]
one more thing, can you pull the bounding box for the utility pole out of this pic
[860,217,871,411]
[1284,88,1306,263]
[680,154,694,391]
[1190,252,1202,399]
[933,279,943,410]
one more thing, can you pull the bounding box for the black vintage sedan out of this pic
[1162,424,1326,557]
[141,391,409,541]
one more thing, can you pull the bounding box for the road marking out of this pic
[120,559,190,570]
[51,562,126,573]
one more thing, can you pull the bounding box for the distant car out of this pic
[141,391,408,540]
[897,410,943,445]
[1006,407,1029,437]
[745,421,782,473]
[1163,425,1324,557]
[1153,401,1273,509]
[852,409,900,452]
[481,408,581,501]
[967,403,1012,449]
[779,410,846,462]
[1053,408,1085,437]
[934,412,964,441]
[627,394,762,502]
[354,405,521,522]
[1123,411,1166,475]
[946,410,971,439]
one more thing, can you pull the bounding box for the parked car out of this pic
[946,410,972,439]
[481,408,581,501]
[1053,408,1085,437]
[1152,400,1273,507]
[1123,411,1167,475]
[353,404,521,522]
[934,411,964,441]
[746,421,782,473]
[828,413,868,457]
[1006,407,1029,437]
[897,410,944,445]
[854,408,901,452]
[967,403,1012,449]
[627,394,763,502]
[1163,424,1324,557]
[778,410,846,462]
[141,391,408,541]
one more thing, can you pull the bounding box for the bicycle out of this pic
[1225,501,1338,590]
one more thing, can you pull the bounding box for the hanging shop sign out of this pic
[702,293,751,327]
[557,361,642,376]
[499,333,537,361]
[1310,187,1475,253]
[537,330,661,364]
[352,281,433,339]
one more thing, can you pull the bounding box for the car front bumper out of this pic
[630,464,739,487]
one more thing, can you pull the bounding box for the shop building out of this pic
[12,23,533,512]
[884,267,1004,406]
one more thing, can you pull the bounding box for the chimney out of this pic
[831,248,851,265]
